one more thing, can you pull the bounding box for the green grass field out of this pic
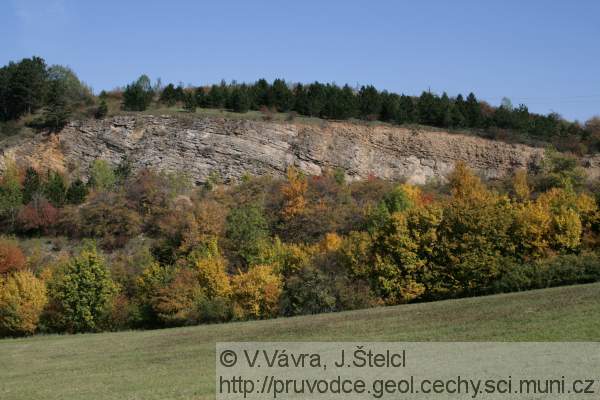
[1,283,599,400]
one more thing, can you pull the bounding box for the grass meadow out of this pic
[1,283,599,399]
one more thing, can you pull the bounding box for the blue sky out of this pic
[2,0,599,122]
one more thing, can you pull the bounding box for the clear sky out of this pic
[2,0,599,122]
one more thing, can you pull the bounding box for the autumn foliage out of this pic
[0,153,600,336]
[0,270,47,336]
[0,237,26,275]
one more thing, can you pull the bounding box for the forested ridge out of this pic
[2,56,600,153]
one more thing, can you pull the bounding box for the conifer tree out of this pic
[183,92,196,113]
[22,167,41,204]
[358,85,382,120]
[43,170,67,207]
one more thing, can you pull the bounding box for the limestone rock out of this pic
[0,115,596,184]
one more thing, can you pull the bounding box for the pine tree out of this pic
[417,91,437,125]
[271,79,293,112]
[122,75,154,111]
[94,98,108,119]
[438,92,452,128]
[306,82,326,117]
[194,87,207,108]
[0,57,48,121]
[230,85,250,113]
[396,95,415,124]
[183,92,196,113]
[323,84,357,119]
[159,83,178,106]
[43,79,71,132]
[43,170,67,207]
[358,85,382,120]
[22,167,41,204]
[292,83,309,115]
[253,79,272,108]
[380,92,400,122]
[464,92,482,127]
[206,83,227,108]
[66,179,88,204]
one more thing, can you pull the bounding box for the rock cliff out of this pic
[1,115,598,184]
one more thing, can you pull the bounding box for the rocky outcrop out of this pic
[1,115,597,184]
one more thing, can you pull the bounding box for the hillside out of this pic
[2,114,600,185]
[1,283,599,400]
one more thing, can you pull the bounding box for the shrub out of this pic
[280,167,307,220]
[0,237,26,274]
[0,160,23,230]
[101,293,139,331]
[153,268,206,326]
[260,105,274,121]
[231,264,282,320]
[66,178,88,204]
[280,262,336,316]
[152,247,233,326]
[76,192,142,249]
[0,270,47,336]
[493,253,600,293]
[187,244,232,299]
[17,196,59,234]
[135,262,174,326]
[225,204,269,267]
[535,253,600,287]
[88,159,116,191]
[22,167,41,204]
[94,99,108,119]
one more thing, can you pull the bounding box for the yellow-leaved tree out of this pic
[148,238,233,326]
[0,270,47,336]
[231,264,282,320]
[512,169,531,202]
[280,166,308,220]
[432,162,515,296]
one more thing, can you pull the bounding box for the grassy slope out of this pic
[1,283,599,400]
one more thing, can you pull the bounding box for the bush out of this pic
[225,204,269,267]
[280,262,336,316]
[135,262,174,327]
[0,270,47,336]
[101,293,140,331]
[0,160,23,230]
[94,99,108,119]
[492,253,600,293]
[0,237,26,274]
[187,243,232,299]
[231,264,282,320]
[155,242,233,325]
[75,192,142,249]
[17,196,59,234]
[88,159,116,191]
[66,179,88,204]
[153,268,206,327]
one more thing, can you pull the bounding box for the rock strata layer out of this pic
[1,115,598,184]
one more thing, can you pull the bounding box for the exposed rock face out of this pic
[1,115,597,184]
